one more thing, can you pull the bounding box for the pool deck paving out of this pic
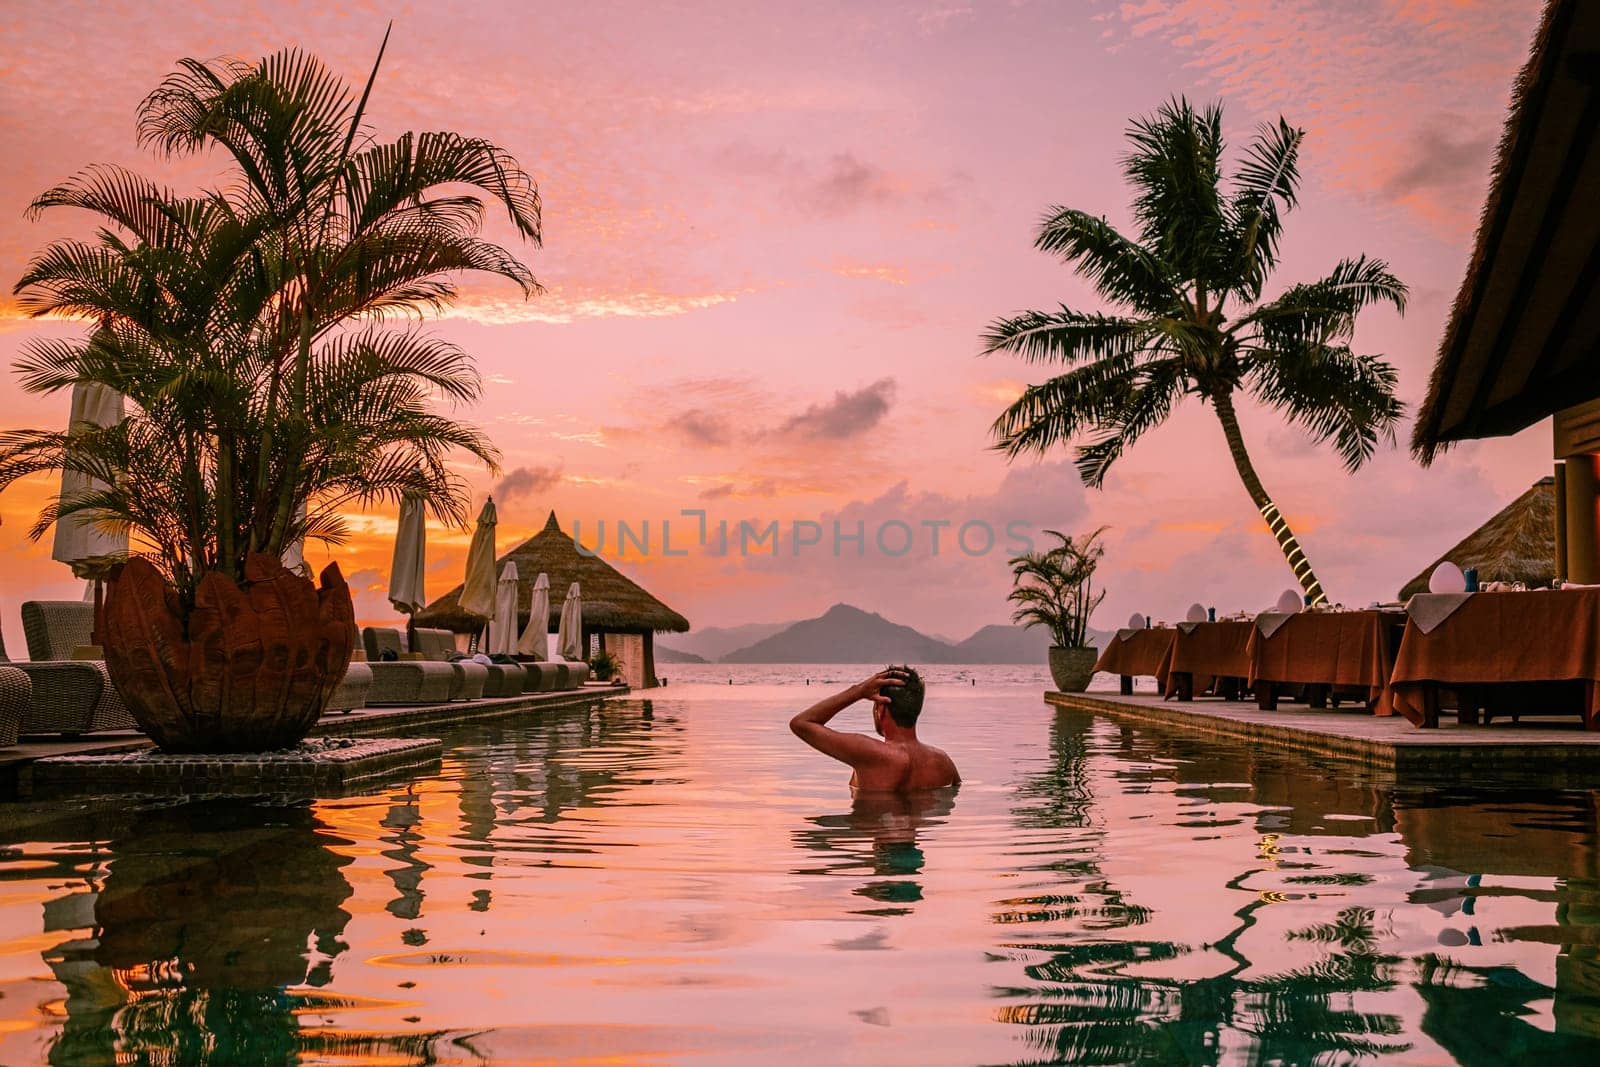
[0,682,629,798]
[1047,689,1600,785]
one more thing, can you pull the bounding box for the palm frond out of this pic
[1245,343,1402,471]
[981,308,1155,366]
[1033,207,1178,313]
[1228,118,1303,300]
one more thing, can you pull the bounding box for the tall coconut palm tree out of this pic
[982,98,1406,605]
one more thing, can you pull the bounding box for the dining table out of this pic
[1246,608,1406,715]
[1389,587,1600,729]
[1092,628,1177,694]
[1164,619,1255,701]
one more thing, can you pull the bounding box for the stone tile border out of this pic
[31,735,443,797]
[0,685,630,801]
[1046,690,1600,787]
[315,685,622,739]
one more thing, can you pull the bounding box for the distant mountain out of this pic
[663,621,790,662]
[950,623,1054,663]
[654,643,708,664]
[722,604,954,664]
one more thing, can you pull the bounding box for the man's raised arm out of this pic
[789,670,900,768]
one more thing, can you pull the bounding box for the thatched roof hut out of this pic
[415,511,690,636]
[1398,478,1557,599]
[1412,0,1600,462]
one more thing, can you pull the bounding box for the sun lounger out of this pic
[409,628,490,699]
[0,666,27,746]
[516,660,560,692]
[361,627,454,705]
[565,662,591,687]
[10,601,136,736]
[408,628,528,698]
[326,659,373,713]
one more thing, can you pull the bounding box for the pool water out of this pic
[1,678,1598,1065]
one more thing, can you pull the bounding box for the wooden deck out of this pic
[1046,689,1600,785]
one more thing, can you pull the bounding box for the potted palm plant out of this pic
[589,648,620,684]
[0,37,539,752]
[1008,528,1107,693]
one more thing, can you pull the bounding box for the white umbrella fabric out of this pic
[388,493,427,615]
[518,572,550,659]
[557,581,584,661]
[458,497,498,621]
[281,502,308,575]
[489,561,519,656]
[51,381,127,575]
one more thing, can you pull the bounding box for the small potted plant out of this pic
[589,648,620,684]
[1008,527,1107,693]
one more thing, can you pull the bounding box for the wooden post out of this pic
[1557,461,1569,583]
[1566,455,1600,584]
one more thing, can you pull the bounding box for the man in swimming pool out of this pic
[789,666,960,793]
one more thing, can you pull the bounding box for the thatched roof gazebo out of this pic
[1398,478,1557,599]
[1411,0,1600,462]
[415,511,689,687]
[1409,0,1600,585]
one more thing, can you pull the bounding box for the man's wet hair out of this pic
[883,665,925,727]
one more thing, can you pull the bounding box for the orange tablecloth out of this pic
[1093,629,1177,688]
[1166,621,1254,695]
[1247,610,1403,715]
[1390,588,1600,729]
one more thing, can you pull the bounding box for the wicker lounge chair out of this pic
[326,659,373,713]
[513,657,567,691]
[412,628,527,697]
[409,627,489,700]
[0,666,27,747]
[557,660,591,688]
[360,627,454,706]
[9,602,136,736]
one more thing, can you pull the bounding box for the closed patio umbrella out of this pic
[459,497,498,646]
[557,581,583,661]
[281,502,308,575]
[518,571,550,659]
[389,493,427,615]
[52,381,127,574]
[489,561,519,656]
[388,490,428,648]
[53,381,127,645]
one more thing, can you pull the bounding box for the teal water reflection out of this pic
[0,684,1594,1064]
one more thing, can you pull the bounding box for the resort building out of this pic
[1412,0,1600,581]
[415,512,690,689]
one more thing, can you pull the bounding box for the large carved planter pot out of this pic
[102,553,356,753]
[1048,646,1097,693]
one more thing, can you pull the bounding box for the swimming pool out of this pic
[1,679,1596,1064]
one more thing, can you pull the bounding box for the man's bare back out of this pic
[790,667,960,794]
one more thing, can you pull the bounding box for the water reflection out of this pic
[35,802,353,1064]
[995,710,1600,1064]
[3,690,1600,1064]
[793,790,957,917]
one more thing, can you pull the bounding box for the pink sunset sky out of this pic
[0,0,1553,642]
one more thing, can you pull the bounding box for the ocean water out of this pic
[0,675,1595,1064]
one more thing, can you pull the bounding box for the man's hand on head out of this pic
[853,668,905,712]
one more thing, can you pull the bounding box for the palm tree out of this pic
[0,34,541,749]
[0,34,538,611]
[982,98,1406,605]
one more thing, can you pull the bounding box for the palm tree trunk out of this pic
[1210,390,1329,605]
